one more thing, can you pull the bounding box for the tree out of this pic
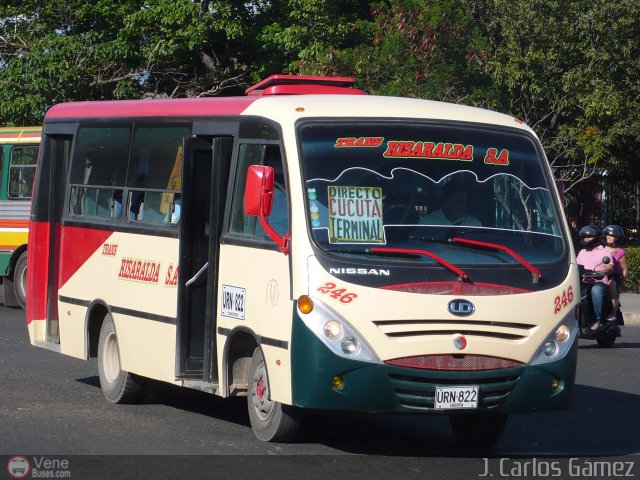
[0,1,249,124]
[291,0,498,106]
[253,0,374,81]
[466,0,640,201]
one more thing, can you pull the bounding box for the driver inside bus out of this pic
[419,180,481,226]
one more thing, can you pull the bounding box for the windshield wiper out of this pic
[370,247,469,281]
[449,237,542,283]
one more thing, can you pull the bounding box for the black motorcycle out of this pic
[577,257,623,347]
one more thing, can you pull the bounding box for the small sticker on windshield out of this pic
[307,188,322,227]
[328,185,385,244]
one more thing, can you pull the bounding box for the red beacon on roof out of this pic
[245,74,366,96]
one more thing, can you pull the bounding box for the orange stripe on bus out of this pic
[0,220,30,228]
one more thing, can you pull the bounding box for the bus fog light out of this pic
[555,324,570,342]
[324,320,343,339]
[543,340,557,356]
[331,375,344,390]
[551,378,561,391]
[341,337,358,355]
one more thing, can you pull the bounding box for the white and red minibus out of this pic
[27,75,578,444]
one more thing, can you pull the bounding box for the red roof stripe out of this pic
[45,97,259,120]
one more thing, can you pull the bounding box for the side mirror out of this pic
[244,165,274,217]
[243,165,289,255]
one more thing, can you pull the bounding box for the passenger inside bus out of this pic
[419,179,482,227]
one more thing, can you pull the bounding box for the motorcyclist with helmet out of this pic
[603,225,628,322]
[576,225,614,331]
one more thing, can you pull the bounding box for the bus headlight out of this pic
[555,324,570,342]
[297,297,379,363]
[543,340,557,356]
[531,315,577,365]
[341,337,359,355]
[324,320,343,339]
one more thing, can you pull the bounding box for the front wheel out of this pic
[13,251,28,310]
[247,347,300,442]
[97,313,144,404]
[449,412,508,447]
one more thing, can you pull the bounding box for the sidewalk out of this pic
[620,292,640,325]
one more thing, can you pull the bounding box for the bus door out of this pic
[28,127,73,344]
[177,133,234,382]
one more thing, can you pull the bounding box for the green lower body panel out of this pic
[0,256,9,275]
[291,314,577,414]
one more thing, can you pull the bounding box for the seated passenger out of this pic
[419,180,481,226]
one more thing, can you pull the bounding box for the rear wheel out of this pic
[97,313,143,404]
[13,251,28,310]
[247,347,300,442]
[449,412,508,447]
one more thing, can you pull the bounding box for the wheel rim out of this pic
[251,359,273,421]
[18,266,27,296]
[102,332,121,384]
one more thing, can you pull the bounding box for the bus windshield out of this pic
[299,121,565,269]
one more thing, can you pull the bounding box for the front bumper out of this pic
[290,313,577,414]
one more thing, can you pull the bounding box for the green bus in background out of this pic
[0,126,41,308]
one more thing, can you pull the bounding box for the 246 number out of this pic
[554,286,574,314]
[317,282,358,303]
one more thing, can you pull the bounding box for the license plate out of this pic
[434,386,479,409]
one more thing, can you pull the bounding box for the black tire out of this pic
[97,313,143,404]
[596,334,616,348]
[13,251,28,310]
[247,347,300,442]
[449,412,508,447]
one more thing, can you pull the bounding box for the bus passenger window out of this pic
[127,126,188,191]
[70,186,122,219]
[171,194,181,224]
[128,190,177,225]
[8,146,38,199]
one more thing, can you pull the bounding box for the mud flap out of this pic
[2,277,19,307]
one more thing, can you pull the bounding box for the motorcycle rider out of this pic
[603,225,628,322]
[576,225,613,331]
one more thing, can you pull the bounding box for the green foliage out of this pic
[624,248,640,293]
[254,0,373,80]
[296,0,498,105]
[468,0,640,182]
[0,0,638,202]
[0,1,247,124]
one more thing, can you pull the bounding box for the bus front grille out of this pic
[388,367,523,411]
[373,319,537,340]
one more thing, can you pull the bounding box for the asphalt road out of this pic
[1,290,640,479]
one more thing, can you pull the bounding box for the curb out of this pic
[621,312,640,326]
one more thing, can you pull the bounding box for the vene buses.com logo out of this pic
[7,456,30,479]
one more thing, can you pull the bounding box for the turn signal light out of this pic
[298,295,314,314]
